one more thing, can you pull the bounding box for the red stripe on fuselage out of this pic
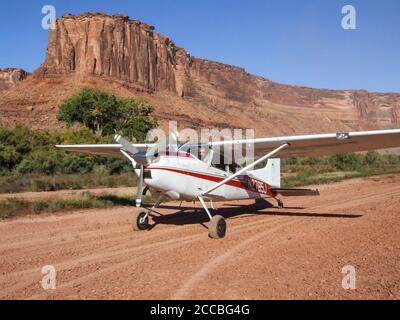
[159,153,195,159]
[146,167,276,197]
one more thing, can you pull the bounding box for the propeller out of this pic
[136,164,144,207]
[114,132,180,207]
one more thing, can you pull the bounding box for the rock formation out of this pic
[36,13,190,96]
[0,68,29,90]
[1,12,400,134]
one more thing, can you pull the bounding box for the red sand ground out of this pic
[0,174,399,300]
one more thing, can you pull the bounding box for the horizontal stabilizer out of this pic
[272,188,320,197]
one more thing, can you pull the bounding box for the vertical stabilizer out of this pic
[248,158,281,188]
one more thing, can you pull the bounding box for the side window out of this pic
[211,152,226,171]
[211,152,241,173]
[185,146,209,161]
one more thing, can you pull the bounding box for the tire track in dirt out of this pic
[20,215,295,299]
[1,209,212,270]
[1,206,286,276]
[1,201,357,299]
[172,218,306,299]
[0,195,363,296]
[0,214,286,298]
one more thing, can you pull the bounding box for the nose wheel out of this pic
[131,196,163,231]
[132,211,149,231]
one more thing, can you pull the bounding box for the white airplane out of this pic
[57,128,400,239]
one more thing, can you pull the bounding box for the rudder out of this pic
[248,158,281,188]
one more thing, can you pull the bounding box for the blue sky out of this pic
[1,0,399,92]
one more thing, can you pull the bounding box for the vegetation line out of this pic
[0,192,158,220]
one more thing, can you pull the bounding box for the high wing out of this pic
[56,143,156,157]
[56,129,400,158]
[210,129,400,158]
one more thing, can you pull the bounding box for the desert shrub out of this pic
[0,172,136,194]
[365,151,382,166]
[0,198,31,219]
[29,192,138,214]
[383,154,400,165]
[32,201,49,214]
[329,153,363,171]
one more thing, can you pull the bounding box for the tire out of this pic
[208,215,226,239]
[132,211,149,231]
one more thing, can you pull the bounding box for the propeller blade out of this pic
[136,165,144,207]
[114,134,139,154]
[115,134,149,166]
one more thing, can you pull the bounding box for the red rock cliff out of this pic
[0,68,29,91]
[2,12,399,134]
[37,13,191,96]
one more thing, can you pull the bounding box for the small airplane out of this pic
[57,128,400,239]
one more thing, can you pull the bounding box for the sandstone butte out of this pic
[1,12,400,137]
[0,68,29,91]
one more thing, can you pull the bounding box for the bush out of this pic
[0,172,136,194]
[1,191,164,218]
[32,201,49,214]
[329,153,363,171]
[384,154,400,165]
[0,198,30,219]
[29,192,144,214]
[365,151,382,166]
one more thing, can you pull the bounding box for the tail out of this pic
[249,158,281,188]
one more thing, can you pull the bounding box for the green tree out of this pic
[0,125,134,176]
[57,88,157,140]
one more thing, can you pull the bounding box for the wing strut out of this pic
[201,143,289,197]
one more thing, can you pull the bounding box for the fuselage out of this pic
[139,152,276,201]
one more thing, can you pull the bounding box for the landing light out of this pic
[336,132,350,140]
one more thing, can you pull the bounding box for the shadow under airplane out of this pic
[145,200,362,231]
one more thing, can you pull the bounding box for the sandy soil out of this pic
[0,174,399,300]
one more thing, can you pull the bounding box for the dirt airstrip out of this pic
[0,174,399,300]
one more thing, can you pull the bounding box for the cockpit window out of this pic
[178,143,209,161]
[211,151,242,173]
[177,143,242,172]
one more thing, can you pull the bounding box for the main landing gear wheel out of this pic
[277,199,284,209]
[208,215,226,239]
[132,211,149,231]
